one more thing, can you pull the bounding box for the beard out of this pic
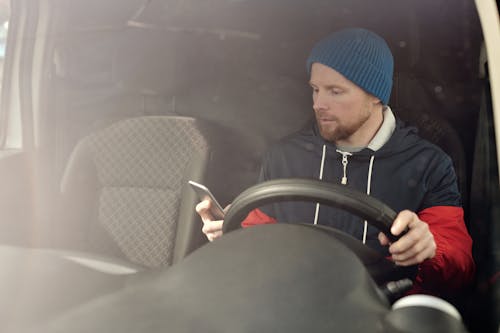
[316,108,371,143]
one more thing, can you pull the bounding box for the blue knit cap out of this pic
[306,28,394,105]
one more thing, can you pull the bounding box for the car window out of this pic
[0,1,498,332]
[0,0,13,148]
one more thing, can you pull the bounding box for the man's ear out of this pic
[369,94,382,106]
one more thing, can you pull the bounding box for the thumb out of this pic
[195,199,215,222]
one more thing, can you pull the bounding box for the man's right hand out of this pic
[195,199,225,242]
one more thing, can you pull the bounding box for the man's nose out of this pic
[313,92,327,111]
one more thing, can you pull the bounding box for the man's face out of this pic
[309,63,379,144]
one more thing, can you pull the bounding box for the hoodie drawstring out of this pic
[313,147,375,245]
[362,155,375,244]
[313,144,327,225]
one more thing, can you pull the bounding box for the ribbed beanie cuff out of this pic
[306,28,394,105]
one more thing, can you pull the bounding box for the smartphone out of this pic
[188,180,225,220]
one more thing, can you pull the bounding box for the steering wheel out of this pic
[224,178,399,240]
[223,178,416,283]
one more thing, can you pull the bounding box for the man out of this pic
[196,28,474,296]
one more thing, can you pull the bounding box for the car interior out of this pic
[0,0,498,332]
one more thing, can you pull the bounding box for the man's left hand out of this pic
[378,210,436,266]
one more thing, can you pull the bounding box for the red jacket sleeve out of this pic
[410,206,475,296]
[241,208,277,228]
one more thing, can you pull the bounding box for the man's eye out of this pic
[330,89,342,95]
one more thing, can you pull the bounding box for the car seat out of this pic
[56,116,211,268]
[390,61,469,212]
[396,107,468,210]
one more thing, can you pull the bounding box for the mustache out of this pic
[315,112,339,122]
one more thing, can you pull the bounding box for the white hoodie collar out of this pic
[367,105,396,152]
